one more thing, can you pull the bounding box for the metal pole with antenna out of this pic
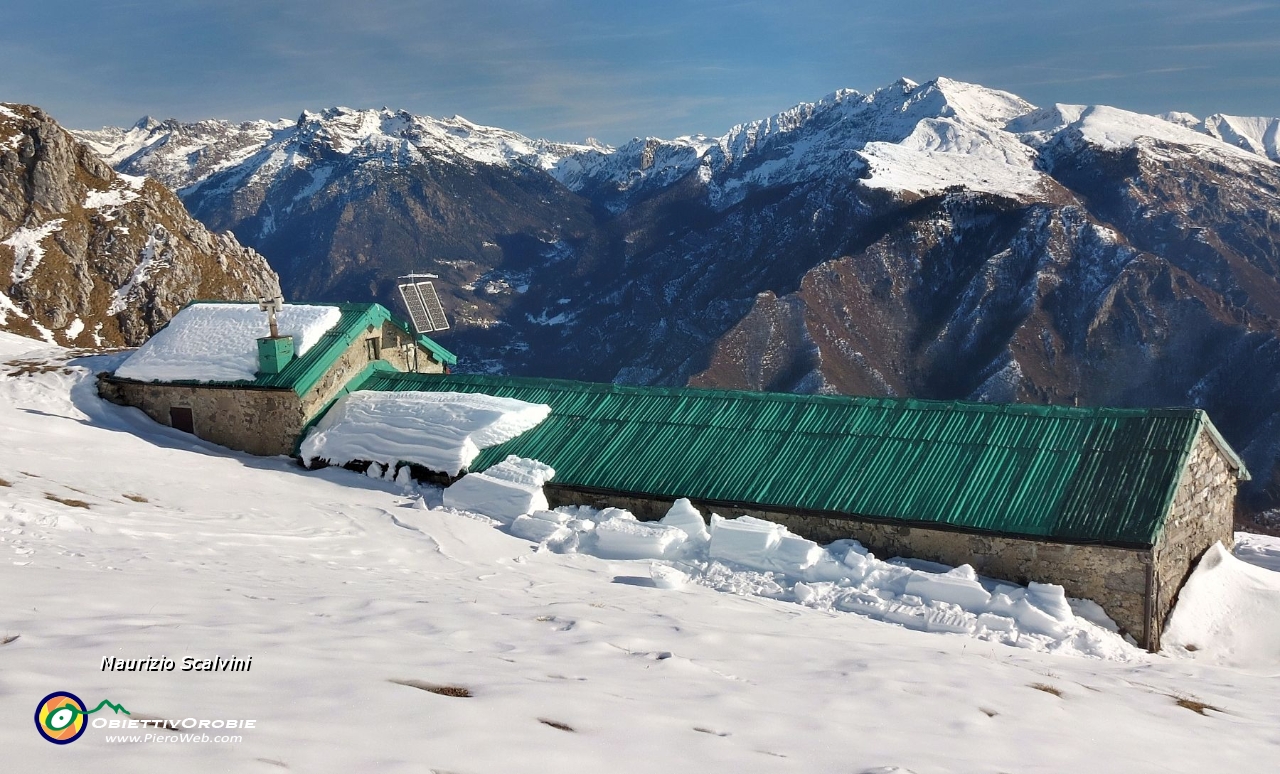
[258,295,283,338]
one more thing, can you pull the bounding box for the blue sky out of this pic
[3,1,1279,144]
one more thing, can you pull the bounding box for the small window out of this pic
[169,406,194,434]
[365,338,382,361]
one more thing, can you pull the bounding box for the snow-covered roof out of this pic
[114,302,342,382]
[300,391,551,476]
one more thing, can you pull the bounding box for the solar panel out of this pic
[397,279,450,333]
[397,282,433,333]
[416,281,450,331]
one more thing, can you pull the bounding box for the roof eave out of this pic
[1196,410,1251,481]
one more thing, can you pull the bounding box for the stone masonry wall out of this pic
[298,320,446,418]
[1149,428,1239,650]
[546,486,1155,645]
[97,378,305,456]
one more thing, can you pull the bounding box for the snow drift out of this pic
[1163,542,1280,668]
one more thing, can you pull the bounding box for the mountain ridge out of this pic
[67,77,1280,512]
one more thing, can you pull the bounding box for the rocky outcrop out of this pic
[0,103,279,346]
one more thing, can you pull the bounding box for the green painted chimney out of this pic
[257,336,294,375]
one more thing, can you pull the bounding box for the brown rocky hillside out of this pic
[0,103,279,346]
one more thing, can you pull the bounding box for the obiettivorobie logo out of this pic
[34,691,130,744]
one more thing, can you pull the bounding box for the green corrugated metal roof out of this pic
[354,371,1248,547]
[113,301,456,395]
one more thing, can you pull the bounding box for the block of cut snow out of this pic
[115,303,342,382]
[443,470,548,523]
[300,394,550,476]
[1012,598,1071,638]
[904,570,992,609]
[510,514,572,544]
[793,582,818,605]
[527,509,572,525]
[481,455,556,487]
[708,515,783,571]
[986,590,1024,619]
[596,506,635,522]
[923,607,975,635]
[649,563,688,589]
[773,533,823,571]
[976,612,1017,633]
[1025,581,1074,623]
[660,498,710,544]
[593,515,687,560]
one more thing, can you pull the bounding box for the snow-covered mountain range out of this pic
[76,77,1277,208]
[71,77,1280,511]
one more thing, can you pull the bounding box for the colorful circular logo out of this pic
[35,691,88,744]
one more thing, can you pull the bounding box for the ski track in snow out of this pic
[2,330,1280,772]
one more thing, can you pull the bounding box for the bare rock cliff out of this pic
[0,103,279,346]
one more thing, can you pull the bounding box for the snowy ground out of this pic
[3,331,1280,772]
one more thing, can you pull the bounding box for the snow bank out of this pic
[300,391,550,475]
[442,456,555,523]
[1163,542,1280,668]
[114,303,341,382]
[447,490,1132,658]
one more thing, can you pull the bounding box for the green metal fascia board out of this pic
[292,359,399,455]
[415,334,458,366]
[274,304,390,395]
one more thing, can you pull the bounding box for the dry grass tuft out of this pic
[1173,696,1222,716]
[45,493,90,509]
[538,718,575,732]
[0,477,10,487]
[389,679,472,698]
[123,493,149,503]
[1029,683,1063,697]
[979,707,999,717]
[2,634,19,645]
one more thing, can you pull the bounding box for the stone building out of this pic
[98,301,455,456]
[100,312,1247,650]
[352,371,1249,650]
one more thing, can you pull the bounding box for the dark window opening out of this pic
[365,337,382,361]
[169,406,194,434]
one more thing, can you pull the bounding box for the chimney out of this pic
[256,295,293,375]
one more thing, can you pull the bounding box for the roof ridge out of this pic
[384,371,1202,419]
